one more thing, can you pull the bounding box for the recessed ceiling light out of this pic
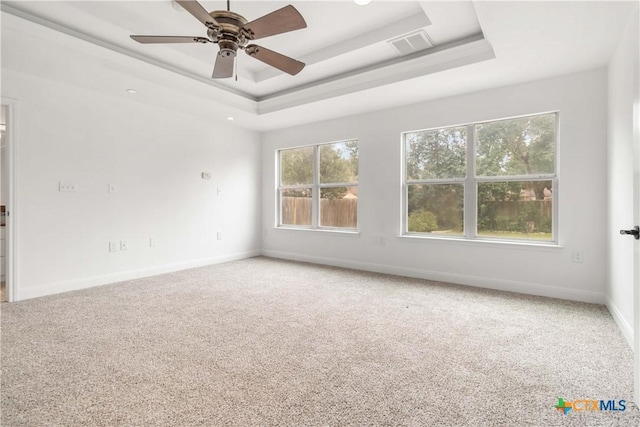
[126,89,138,94]
[354,0,371,5]
[227,116,234,121]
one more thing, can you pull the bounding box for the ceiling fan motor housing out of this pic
[208,10,249,58]
[218,40,238,57]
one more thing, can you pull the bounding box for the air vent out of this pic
[388,30,433,55]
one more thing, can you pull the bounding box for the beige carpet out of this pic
[1,256,638,426]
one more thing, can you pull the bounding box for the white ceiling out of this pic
[1,1,638,131]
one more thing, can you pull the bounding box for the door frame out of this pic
[1,98,17,302]
[633,30,640,403]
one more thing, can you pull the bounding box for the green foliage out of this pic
[280,147,313,186]
[477,180,552,235]
[407,184,463,232]
[281,188,311,199]
[476,114,555,176]
[408,210,438,233]
[478,202,552,234]
[405,114,555,239]
[405,127,466,180]
[280,142,358,200]
[344,140,359,177]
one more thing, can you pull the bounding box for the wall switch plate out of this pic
[109,242,119,252]
[217,187,222,196]
[120,240,128,251]
[108,183,117,193]
[149,237,156,248]
[59,182,77,192]
[217,231,222,241]
[572,250,584,263]
[201,172,212,179]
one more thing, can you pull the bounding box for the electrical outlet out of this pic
[120,240,128,251]
[572,250,584,263]
[109,242,119,252]
[59,182,77,192]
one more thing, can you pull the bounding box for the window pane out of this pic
[476,114,556,177]
[405,126,466,180]
[320,187,357,228]
[319,141,358,184]
[280,147,314,186]
[477,181,553,240]
[407,184,463,235]
[280,189,312,226]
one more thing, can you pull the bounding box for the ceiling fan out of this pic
[130,0,307,79]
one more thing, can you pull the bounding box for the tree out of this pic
[406,114,555,235]
[405,126,466,180]
[475,115,555,234]
[476,114,555,199]
[280,143,358,199]
[405,127,466,232]
[280,146,313,186]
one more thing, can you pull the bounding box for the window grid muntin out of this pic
[402,112,557,242]
[278,140,358,230]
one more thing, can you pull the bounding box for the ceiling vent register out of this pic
[388,30,433,55]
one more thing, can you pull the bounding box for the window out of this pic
[278,140,358,230]
[403,112,557,242]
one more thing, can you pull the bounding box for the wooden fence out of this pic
[282,197,357,228]
[485,200,552,218]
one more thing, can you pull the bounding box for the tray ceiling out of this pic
[1,1,637,131]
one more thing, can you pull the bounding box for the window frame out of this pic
[402,112,559,244]
[277,139,359,231]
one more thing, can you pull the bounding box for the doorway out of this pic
[634,69,640,405]
[0,105,6,302]
[0,101,14,303]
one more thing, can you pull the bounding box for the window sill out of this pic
[274,226,360,236]
[398,234,562,250]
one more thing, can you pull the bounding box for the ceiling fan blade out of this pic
[212,54,235,79]
[245,45,305,76]
[130,35,210,44]
[242,5,307,40]
[176,0,219,28]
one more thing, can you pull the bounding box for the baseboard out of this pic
[262,249,606,304]
[16,249,261,301]
[606,298,634,348]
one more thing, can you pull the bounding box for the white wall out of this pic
[607,8,640,346]
[1,13,262,300]
[262,68,609,304]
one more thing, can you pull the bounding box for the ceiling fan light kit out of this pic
[130,0,307,79]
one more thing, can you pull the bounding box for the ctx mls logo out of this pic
[555,397,626,415]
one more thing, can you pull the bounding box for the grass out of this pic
[477,231,553,241]
[426,229,553,241]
